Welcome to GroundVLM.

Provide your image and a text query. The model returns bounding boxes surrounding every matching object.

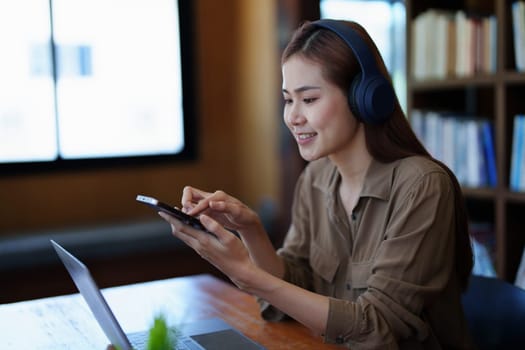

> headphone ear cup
[348,73,362,122]
[350,73,395,125]
[361,75,395,124]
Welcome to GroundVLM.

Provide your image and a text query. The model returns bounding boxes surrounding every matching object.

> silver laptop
[50,240,265,350]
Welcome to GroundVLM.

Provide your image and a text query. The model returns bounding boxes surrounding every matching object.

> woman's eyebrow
[282,85,321,94]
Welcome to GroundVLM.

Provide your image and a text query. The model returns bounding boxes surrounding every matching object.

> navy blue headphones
[312,19,395,124]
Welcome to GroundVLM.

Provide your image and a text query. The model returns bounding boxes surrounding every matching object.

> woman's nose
[285,104,306,127]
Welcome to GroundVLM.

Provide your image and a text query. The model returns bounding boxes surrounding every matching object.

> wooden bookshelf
[406,0,525,281]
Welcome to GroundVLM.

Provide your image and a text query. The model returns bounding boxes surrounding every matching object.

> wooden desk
[0,274,341,349]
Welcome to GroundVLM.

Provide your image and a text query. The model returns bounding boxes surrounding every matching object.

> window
[320,0,406,111]
[0,0,197,173]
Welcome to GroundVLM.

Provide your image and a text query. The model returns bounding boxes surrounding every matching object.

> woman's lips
[295,132,317,145]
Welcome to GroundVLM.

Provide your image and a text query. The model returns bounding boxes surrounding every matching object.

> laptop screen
[51,240,133,350]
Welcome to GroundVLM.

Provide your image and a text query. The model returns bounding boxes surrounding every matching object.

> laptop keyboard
[127,326,264,350]
[128,331,197,350]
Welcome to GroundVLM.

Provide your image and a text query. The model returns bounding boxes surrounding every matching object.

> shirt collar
[360,158,394,200]
[312,157,395,202]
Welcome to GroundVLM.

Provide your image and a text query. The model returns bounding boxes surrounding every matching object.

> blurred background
[2,0,525,303]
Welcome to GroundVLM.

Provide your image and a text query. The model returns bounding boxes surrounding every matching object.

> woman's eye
[303,97,317,104]
[283,98,292,104]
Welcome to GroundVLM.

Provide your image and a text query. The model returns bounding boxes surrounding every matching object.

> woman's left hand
[158,212,255,290]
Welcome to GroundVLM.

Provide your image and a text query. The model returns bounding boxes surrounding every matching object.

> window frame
[0,0,198,176]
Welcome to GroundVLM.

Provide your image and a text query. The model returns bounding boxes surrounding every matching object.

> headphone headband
[313,19,378,81]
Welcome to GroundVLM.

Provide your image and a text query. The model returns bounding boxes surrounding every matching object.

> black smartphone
[136,194,209,232]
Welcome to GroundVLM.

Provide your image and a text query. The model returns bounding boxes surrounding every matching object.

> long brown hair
[282,20,473,291]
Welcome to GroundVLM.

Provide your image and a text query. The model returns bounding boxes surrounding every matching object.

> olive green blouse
[260,156,474,349]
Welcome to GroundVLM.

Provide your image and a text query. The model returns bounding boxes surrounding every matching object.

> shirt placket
[326,191,355,299]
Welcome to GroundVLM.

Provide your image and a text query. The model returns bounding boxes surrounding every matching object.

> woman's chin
[299,151,321,162]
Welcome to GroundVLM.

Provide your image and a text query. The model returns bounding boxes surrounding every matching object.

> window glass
[0,0,191,169]
[0,0,56,162]
[52,0,184,159]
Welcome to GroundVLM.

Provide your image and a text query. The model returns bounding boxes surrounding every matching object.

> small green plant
[146,313,178,350]
[107,312,179,350]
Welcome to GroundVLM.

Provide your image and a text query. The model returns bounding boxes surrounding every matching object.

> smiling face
[282,55,364,162]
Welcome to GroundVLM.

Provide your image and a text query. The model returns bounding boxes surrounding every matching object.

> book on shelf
[411,8,497,80]
[455,10,474,77]
[481,121,497,188]
[411,110,497,188]
[446,16,457,77]
[412,9,456,80]
[510,115,525,192]
[512,1,525,72]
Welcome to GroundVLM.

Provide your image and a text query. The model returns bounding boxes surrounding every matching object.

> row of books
[411,9,497,80]
[510,115,525,191]
[513,2,525,72]
[411,110,497,188]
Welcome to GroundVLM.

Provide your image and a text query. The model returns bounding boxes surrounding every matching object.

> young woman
[159,20,474,349]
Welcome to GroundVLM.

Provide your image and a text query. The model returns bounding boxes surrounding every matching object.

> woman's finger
[158,212,203,249]
[199,214,232,243]
[185,190,229,216]
[181,186,212,213]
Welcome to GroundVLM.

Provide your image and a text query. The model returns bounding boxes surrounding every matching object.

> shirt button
[336,336,345,344]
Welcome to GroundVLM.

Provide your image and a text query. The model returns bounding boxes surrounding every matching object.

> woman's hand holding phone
[137,190,282,283]
[156,205,257,291]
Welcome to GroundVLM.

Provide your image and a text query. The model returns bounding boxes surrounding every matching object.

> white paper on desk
[0,294,108,349]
